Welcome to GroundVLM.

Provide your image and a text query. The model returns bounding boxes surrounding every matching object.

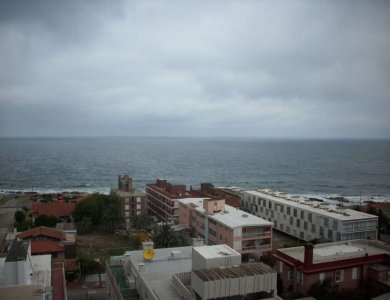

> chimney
[304,243,313,266]
[192,238,204,247]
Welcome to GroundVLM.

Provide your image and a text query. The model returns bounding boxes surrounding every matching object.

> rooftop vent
[171,250,182,259]
[242,214,248,218]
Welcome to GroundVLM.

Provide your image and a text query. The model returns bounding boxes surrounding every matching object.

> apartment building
[106,242,277,300]
[189,183,241,208]
[274,240,390,298]
[111,174,146,226]
[178,197,273,256]
[242,189,378,242]
[146,178,199,223]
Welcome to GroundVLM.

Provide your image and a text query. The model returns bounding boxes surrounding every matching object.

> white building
[0,240,53,300]
[242,189,378,242]
[106,242,278,300]
[178,198,273,256]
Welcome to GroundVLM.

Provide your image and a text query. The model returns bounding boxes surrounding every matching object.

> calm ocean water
[0,137,389,202]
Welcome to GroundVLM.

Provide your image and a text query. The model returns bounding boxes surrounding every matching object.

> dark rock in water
[326,196,350,202]
[309,197,323,202]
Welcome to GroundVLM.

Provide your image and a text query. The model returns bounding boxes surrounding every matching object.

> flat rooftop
[246,190,378,221]
[0,254,51,287]
[278,240,390,264]
[193,244,240,259]
[123,246,193,300]
[112,188,145,197]
[178,198,272,228]
[193,262,275,282]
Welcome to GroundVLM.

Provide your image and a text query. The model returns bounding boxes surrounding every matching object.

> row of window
[282,265,358,285]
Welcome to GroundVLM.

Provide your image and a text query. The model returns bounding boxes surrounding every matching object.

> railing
[242,244,271,251]
[172,273,192,300]
[105,260,125,300]
[242,231,271,238]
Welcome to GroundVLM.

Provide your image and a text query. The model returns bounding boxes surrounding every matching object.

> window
[320,226,324,237]
[304,221,308,230]
[269,201,272,209]
[287,207,291,215]
[335,270,344,283]
[300,210,304,219]
[290,216,293,225]
[125,204,129,210]
[125,197,129,204]
[319,272,325,282]
[324,218,329,228]
[297,219,300,227]
[333,220,338,230]
[296,271,302,283]
[328,229,333,239]
[288,271,293,281]
[308,213,312,222]
[352,267,357,280]
[280,205,284,213]
[293,209,297,217]
[279,261,283,273]
[311,224,316,233]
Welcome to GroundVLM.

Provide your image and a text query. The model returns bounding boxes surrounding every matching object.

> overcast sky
[0,1,389,138]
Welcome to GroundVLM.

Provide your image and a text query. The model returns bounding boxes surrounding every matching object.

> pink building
[178,198,273,256]
[274,240,390,298]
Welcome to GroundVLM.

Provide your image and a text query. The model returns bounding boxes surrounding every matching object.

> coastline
[1,188,389,205]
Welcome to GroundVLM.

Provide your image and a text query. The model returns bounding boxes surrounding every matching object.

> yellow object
[143,248,155,261]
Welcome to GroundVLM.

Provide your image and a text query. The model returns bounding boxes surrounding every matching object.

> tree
[15,219,34,231]
[15,210,26,223]
[73,194,124,233]
[152,224,189,248]
[131,214,152,230]
[77,217,93,234]
[260,252,276,268]
[34,214,59,227]
[78,257,105,287]
[102,197,124,232]
[308,278,339,300]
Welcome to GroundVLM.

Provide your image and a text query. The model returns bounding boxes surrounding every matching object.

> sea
[0,137,389,204]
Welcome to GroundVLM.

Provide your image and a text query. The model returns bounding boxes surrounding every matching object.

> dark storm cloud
[0,0,389,138]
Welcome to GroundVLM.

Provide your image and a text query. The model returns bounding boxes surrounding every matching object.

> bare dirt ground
[76,232,138,260]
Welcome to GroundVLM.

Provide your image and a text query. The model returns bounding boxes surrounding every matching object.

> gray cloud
[0,0,389,138]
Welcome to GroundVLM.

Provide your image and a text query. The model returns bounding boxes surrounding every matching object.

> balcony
[242,231,271,239]
[242,244,271,251]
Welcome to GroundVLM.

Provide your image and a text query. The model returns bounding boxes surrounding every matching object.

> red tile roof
[32,202,76,218]
[52,258,79,272]
[17,226,66,241]
[361,203,390,212]
[31,241,64,254]
[52,263,66,300]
